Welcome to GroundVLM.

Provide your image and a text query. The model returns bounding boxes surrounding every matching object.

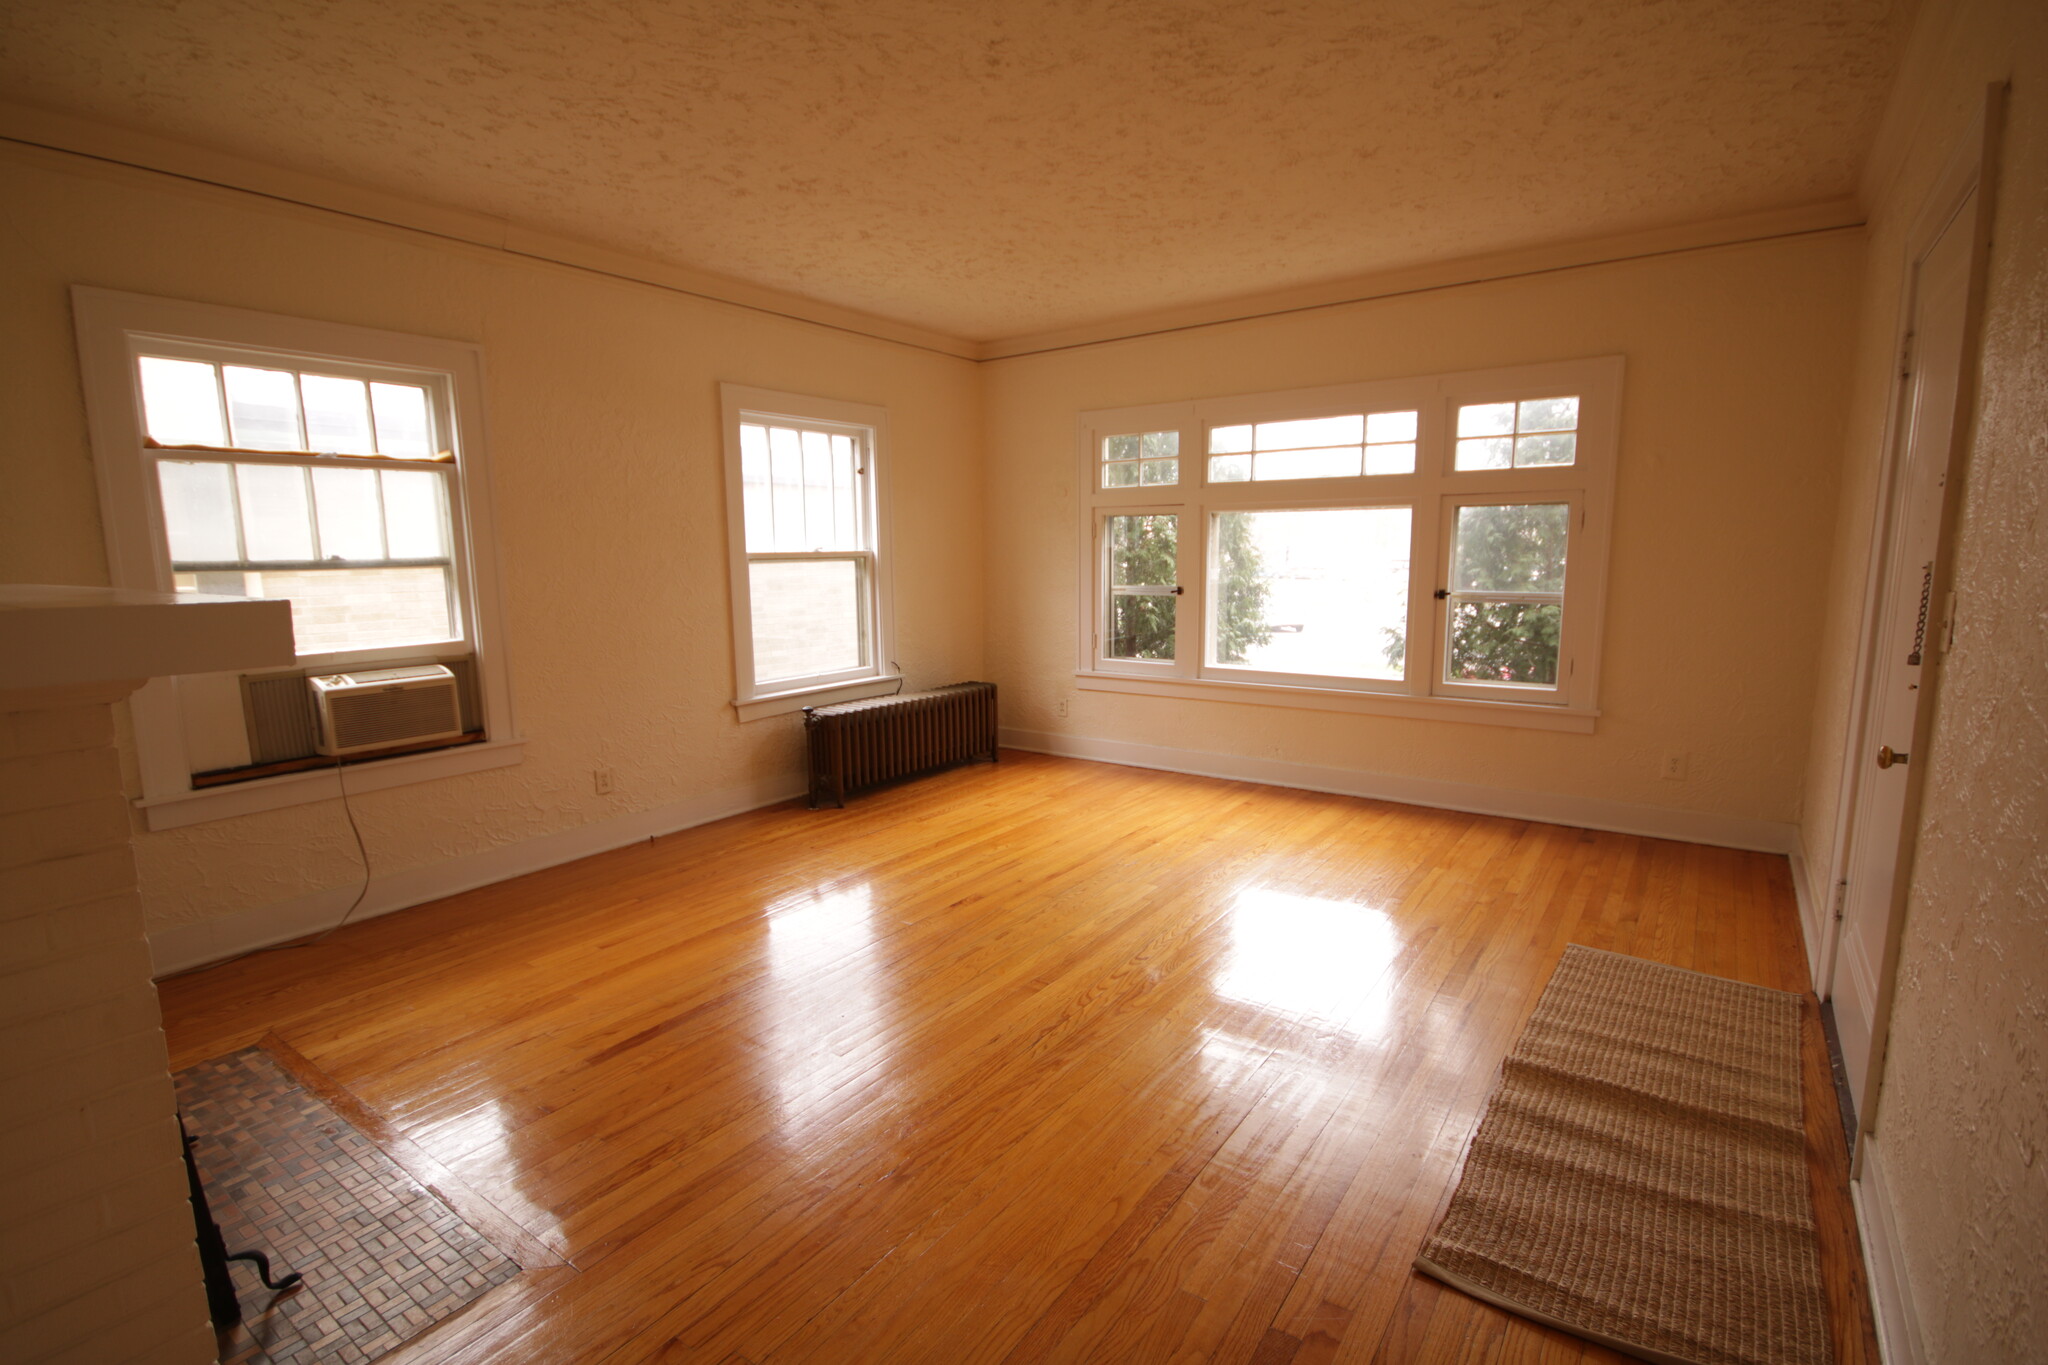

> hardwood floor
[157,751,1879,1364]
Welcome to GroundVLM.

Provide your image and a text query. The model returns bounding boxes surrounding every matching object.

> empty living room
[1,1,2041,1363]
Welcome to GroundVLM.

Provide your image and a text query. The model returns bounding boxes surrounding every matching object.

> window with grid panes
[71,288,517,825]
[720,385,895,710]
[1078,358,1621,725]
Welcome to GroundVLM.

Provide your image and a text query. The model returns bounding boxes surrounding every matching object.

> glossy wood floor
[159,752,1877,1364]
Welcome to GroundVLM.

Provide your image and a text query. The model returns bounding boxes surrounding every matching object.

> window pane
[1208,424,1253,454]
[1208,454,1250,482]
[833,434,859,548]
[1256,415,1362,449]
[1208,508,1410,680]
[1364,442,1416,475]
[311,466,384,560]
[382,469,449,558]
[236,464,315,561]
[740,423,773,551]
[300,374,376,454]
[1107,514,1177,588]
[1108,592,1176,662]
[1454,436,1512,471]
[1141,431,1179,458]
[1518,396,1579,432]
[223,366,303,449]
[370,383,433,457]
[750,559,865,683]
[1515,431,1577,466]
[802,429,837,549]
[1255,446,1361,481]
[258,565,456,654]
[1447,601,1562,686]
[156,461,239,562]
[1139,460,1177,485]
[1105,513,1177,662]
[1102,460,1140,487]
[1365,410,1418,443]
[1456,402,1515,437]
[1452,503,1569,592]
[1105,434,1140,460]
[138,358,224,446]
[768,425,805,551]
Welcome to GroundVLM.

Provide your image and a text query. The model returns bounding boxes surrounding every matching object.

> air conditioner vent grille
[328,685,460,751]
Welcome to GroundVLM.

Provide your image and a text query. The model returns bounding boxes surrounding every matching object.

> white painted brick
[0,1105,90,1173]
[0,1114,185,1220]
[0,991,165,1077]
[0,797,133,870]
[0,1031,176,1124]
[0,848,137,920]
[0,937,159,1028]
[2,1218,208,1363]
[45,894,148,955]
[0,747,123,816]
[84,1074,180,1145]
[0,705,114,761]
[0,909,52,971]
[95,1159,196,1240]
[1,1203,196,1314]
[115,1320,219,1365]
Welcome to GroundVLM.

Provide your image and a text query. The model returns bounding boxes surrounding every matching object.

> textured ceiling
[0,0,1913,342]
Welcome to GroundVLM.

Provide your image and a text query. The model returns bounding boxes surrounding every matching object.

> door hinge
[1899,331,1914,381]
[1831,881,1848,922]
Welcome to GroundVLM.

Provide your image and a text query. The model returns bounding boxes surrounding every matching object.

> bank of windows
[1084,362,1614,713]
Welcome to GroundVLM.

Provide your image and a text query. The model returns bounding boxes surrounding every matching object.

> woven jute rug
[1415,946,1827,1365]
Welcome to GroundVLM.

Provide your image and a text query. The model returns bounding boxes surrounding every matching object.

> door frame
[1814,85,2005,1169]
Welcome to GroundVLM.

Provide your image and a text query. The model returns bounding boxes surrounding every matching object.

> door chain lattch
[1906,562,1933,666]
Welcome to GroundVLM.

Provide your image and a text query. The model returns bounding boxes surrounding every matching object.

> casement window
[720,385,897,718]
[1078,358,1622,731]
[72,289,519,829]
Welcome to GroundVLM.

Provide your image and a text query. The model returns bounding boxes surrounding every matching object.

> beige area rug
[1416,946,1827,1365]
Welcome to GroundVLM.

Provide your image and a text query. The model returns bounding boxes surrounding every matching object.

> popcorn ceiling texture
[1797,0,2048,1357]
[0,0,1912,341]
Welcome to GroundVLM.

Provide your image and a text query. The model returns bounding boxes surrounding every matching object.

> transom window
[1079,358,1621,723]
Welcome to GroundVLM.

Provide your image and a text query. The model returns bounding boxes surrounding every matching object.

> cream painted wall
[1799,0,2048,1357]
[982,236,1863,833]
[0,146,985,938]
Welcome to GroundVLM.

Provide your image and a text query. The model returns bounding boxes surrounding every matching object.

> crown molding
[977,198,1867,361]
[0,100,981,361]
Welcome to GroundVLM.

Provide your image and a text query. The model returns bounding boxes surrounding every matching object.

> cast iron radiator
[804,681,998,808]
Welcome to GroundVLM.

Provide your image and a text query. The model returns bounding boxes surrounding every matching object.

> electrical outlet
[594,767,615,795]
[1660,753,1688,781]
[1055,698,1069,718]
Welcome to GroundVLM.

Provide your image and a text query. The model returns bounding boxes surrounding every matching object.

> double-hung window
[720,385,896,717]
[72,288,518,828]
[1079,358,1621,730]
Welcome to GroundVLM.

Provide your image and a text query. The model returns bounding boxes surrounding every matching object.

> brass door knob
[1877,745,1908,769]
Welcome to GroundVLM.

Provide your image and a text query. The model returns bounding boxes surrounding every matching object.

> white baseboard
[147,774,805,977]
[1854,1134,1927,1365]
[1788,844,1827,987]
[1001,728,1799,854]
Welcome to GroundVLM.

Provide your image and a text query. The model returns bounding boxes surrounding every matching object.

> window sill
[732,676,904,723]
[135,735,525,831]
[1074,672,1598,732]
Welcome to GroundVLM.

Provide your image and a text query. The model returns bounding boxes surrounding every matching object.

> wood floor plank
[158,751,1880,1364]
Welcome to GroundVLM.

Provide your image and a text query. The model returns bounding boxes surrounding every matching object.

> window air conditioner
[308,666,464,757]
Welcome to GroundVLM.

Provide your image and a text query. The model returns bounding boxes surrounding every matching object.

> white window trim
[71,287,520,828]
[1076,357,1621,730]
[720,384,897,720]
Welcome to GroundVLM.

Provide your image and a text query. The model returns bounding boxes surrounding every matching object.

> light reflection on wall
[1216,887,1401,1039]
[765,882,894,1132]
